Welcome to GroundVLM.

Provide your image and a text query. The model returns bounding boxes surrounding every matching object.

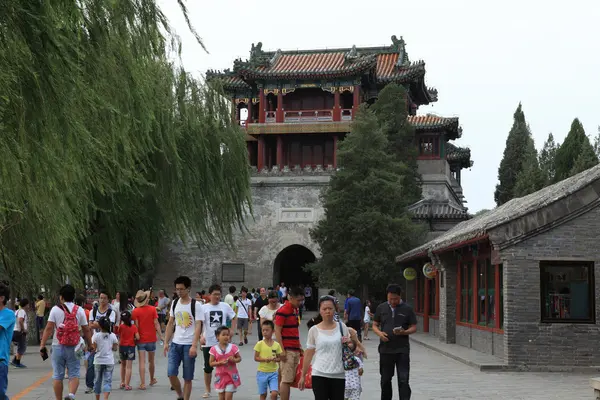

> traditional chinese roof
[396,164,600,263]
[408,199,469,220]
[445,142,473,169]
[407,115,462,140]
[205,69,250,91]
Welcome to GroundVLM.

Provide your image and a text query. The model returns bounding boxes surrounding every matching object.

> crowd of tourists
[0,278,417,400]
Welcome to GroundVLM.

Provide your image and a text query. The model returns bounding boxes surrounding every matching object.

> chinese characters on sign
[278,208,314,223]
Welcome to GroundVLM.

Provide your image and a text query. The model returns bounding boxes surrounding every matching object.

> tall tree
[308,105,425,298]
[538,133,559,185]
[370,83,421,205]
[0,1,250,295]
[494,104,537,205]
[554,119,598,182]
[592,126,600,159]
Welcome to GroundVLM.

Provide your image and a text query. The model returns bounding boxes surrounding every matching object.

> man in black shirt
[373,283,417,400]
[252,287,268,340]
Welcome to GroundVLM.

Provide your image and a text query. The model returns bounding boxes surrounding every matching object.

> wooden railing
[283,110,333,123]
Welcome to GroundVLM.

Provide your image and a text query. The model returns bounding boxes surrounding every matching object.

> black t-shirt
[253,295,268,316]
[373,301,417,354]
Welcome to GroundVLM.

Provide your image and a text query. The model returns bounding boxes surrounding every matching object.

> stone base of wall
[415,315,440,337]
[456,324,504,359]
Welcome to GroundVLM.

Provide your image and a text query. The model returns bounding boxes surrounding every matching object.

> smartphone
[393,327,404,333]
[40,347,49,361]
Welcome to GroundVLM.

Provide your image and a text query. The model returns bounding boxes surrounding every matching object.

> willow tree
[0,1,251,295]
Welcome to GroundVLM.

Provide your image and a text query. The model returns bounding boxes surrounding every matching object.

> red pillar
[257,136,265,171]
[276,91,283,123]
[472,259,478,324]
[494,264,501,329]
[276,135,283,169]
[259,90,266,123]
[332,136,338,169]
[333,89,341,121]
[456,261,461,323]
[352,85,361,119]
[423,277,430,333]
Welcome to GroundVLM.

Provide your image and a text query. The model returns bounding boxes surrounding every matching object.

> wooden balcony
[283,110,333,123]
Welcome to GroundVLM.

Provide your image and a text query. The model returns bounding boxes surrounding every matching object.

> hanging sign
[423,263,437,279]
[403,267,417,281]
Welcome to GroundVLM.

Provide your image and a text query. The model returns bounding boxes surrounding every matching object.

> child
[344,335,364,400]
[91,317,118,400]
[209,326,242,400]
[253,320,282,400]
[118,311,139,391]
[363,300,373,340]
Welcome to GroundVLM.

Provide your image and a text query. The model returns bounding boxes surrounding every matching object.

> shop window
[460,262,473,323]
[540,261,595,323]
[477,259,495,326]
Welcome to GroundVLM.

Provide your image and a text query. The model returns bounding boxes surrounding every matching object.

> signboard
[423,263,437,279]
[403,267,417,281]
[278,208,314,223]
[221,263,245,282]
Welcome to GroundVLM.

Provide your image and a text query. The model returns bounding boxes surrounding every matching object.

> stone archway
[273,244,317,309]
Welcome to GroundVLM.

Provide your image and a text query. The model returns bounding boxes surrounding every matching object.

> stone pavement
[6,318,596,399]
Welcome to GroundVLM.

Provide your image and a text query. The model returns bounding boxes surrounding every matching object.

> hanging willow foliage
[0,1,251,294]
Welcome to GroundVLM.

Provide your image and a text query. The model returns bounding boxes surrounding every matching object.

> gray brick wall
[438,254,457,343]
[500,205,600,367]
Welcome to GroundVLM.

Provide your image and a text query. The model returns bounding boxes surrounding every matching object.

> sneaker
[9,361,17,367]
[85,387,94,394]
[14,363,27,368]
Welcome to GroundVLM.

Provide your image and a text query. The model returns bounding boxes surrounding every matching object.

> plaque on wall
[221,263,245,282]
[278,208,314,223]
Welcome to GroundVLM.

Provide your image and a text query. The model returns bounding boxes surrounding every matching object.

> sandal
[239,342,243,346]
[120,383,125,390]
[138,384,146,390]
[150,378,158,386]
[125,385,132,391]
[202,393,211,398]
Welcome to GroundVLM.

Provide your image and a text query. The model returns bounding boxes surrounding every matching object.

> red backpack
[56,304,81,346]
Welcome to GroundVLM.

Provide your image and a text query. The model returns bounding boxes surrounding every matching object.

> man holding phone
[372,283,417,400]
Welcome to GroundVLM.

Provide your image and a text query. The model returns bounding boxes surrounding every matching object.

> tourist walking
[91,317,118,399]
[235,288,252,346]
[363,300,373,340]
[209,326,242,399]
[254,320,282,400]
[200,284,236,399]
[224,286,236,329]
[344,290,363,341]
[372,284,417,400]
[274,286,305,400]
[118,311,138,390]
[343,335,364,400]
[164,276,204,400]
[328,290,340,322]
[304,286,312,311]
[35,294,46,344]
[41,284,92,400]
[299,295,349,400]
[132,289,163,390]
[0,283,16,400]
[157,290,170,336]
[86,291,116,393]
[258,291,282,326]
[11,298,29,368]
[252,288,268,340]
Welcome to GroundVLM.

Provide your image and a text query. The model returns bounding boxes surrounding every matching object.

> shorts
[237,318,249,330]
[202,346,213,374]
[280,350,301,384]
[216,384,237,393]
[257,371,278,394]
[167,343,196,381]
[51,345,81,380]
[12,331,27,355]
[137,342,156,352]
[158,314,166,324]
[119,346,136,361]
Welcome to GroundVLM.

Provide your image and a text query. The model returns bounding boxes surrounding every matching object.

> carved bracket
[321,87,337,94]
[235,98,249,105]
[281,88,296,95]
[264,88,279,95]
[252,97,259,104]
[339,86,354,93]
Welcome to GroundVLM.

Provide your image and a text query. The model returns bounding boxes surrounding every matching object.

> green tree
[0,1,250,295]
[538,133,559,185]
[513,154,545,198]
[494,104,536,206]
[554,119,598,182]
[308,106,425,298]
[592,126,600,159]
[473,209,491,217]
[370,83,421,205]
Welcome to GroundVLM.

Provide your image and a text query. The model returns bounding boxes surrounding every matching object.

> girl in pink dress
[209,326,242,399]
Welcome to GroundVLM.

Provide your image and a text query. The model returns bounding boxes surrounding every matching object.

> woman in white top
[362,300,373,340]
[258,291,281,325]
[299,295,349,400]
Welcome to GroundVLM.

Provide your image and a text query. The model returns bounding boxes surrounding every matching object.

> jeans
[380,352,411,400]
[136,342,157,352]
[167,343,196,381]
[311,375,345,400]
[86,352,95,388]
[0,363,8,400]
[94,364,114,394]
[51,345,80,381]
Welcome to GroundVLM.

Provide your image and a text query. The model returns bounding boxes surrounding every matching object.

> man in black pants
[252,288,268,340]
[372,284,417,400]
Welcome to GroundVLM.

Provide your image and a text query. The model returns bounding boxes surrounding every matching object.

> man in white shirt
[11,298,29,368]
[85,291,116,393]
[235,288,253,346]
[40,284,91,400]
[164,276,203,400]
[280,282,288,300]
[200,284,236,399]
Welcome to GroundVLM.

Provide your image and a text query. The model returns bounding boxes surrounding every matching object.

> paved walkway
[6,320,596,399]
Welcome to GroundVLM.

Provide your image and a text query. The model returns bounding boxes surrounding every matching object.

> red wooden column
[472,259,478,324]
[332,136,338,168]
[423,277,430,333]
[456,261,461,323]
[494,264,501,329]
[276,135,283,169]
[351,85,361,119]
[276,90,284,123]
[333,89,341,121]
[259,90,266,123]
[257,135,265,171]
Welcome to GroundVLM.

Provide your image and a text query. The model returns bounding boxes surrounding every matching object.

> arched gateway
[273,245,317,309]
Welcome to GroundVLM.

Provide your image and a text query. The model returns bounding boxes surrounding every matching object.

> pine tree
[494,104,536,206]
[592,126,600,159]
[554,119,598,182]
[538,133,559,185]
[308,106,425,298]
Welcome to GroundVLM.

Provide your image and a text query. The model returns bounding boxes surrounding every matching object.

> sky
[158,0,600,213]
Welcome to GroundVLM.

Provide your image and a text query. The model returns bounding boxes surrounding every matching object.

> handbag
[339,322,359,371]
[291,356,312,389]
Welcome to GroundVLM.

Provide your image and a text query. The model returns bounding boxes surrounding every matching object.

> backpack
[171,298,196,332]
[92,307,114,331]
[56,305,81,346]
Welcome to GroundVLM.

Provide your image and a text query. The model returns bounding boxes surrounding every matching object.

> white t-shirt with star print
[201,302,236,348]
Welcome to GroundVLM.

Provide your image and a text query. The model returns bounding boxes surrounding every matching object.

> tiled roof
[377,54,425,81]
[446,143,473,169]
[407,115,461,139]
[408,200,469,220]
[205,70,250,89]
[397,164,600,263]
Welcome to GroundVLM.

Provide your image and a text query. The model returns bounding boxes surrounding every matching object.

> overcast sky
[158,0,600,213]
